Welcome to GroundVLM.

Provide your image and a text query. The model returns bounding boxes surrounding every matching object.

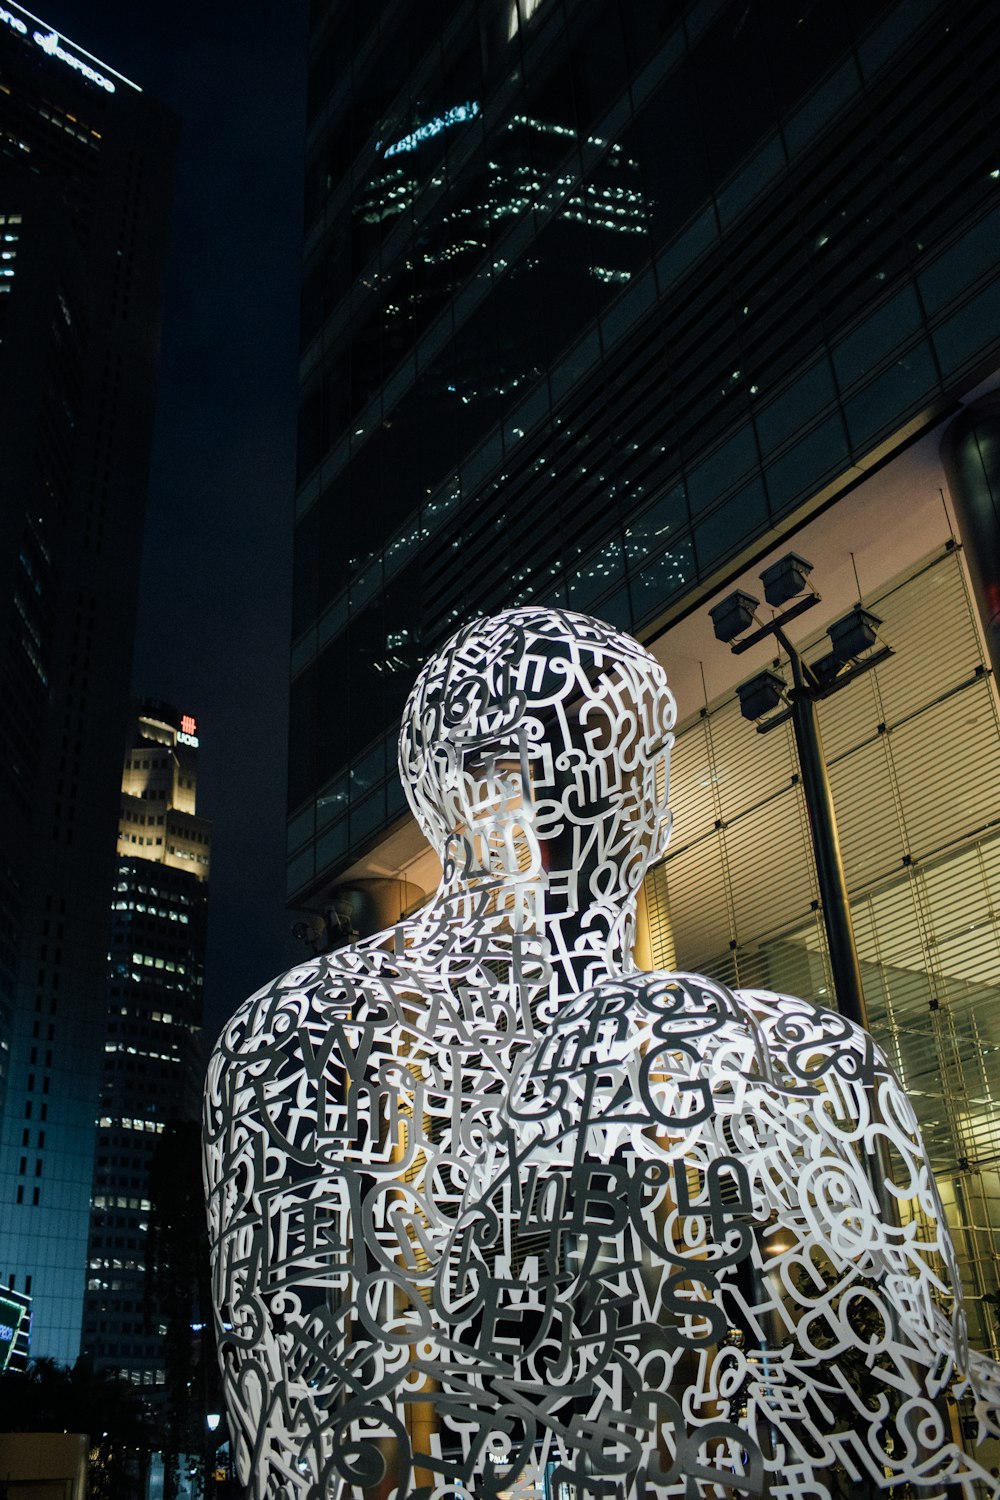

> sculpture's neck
[423,862,639,993]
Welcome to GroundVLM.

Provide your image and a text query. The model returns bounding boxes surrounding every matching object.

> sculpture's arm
[734,985,1000,1437]
[203,961,379,1493]
[202,944,513,1499]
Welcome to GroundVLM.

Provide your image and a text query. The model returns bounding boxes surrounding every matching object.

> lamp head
[760,552,814,608]
[709,590,760,644]
[736,668,787,723]
[827,606,882,663]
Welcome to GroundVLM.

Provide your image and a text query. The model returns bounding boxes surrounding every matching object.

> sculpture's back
[203,934,527,1497]
[204,608,676,1497]
[438,968,1000,1496]
[204,607,1000,1500]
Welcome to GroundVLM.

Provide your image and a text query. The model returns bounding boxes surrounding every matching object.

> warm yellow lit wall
[634,877,675,971]
[162,809,211,880]
[0,1433,88,1500]
[645,540,1000,1357]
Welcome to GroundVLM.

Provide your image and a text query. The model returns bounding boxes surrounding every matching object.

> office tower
[82,703,209,1390]
[290,1,1000,1355]
[290,0,1000,888]
[0,6,176,1360]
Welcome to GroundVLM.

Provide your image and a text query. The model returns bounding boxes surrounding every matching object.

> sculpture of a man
[204,607,1000,1499]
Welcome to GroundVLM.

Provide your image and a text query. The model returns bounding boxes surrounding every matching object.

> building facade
[0,6,176,1360]
[82,703,210,1391]
[291,0,1000,1361]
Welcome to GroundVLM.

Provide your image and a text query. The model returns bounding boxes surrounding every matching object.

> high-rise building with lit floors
[82,703,210,1391]
[0,7,175,1359]
[292,0,1000,1361]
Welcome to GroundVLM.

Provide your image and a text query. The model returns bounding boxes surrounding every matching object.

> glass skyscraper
[290,0,1000,895]
[291,0,1000,1364]
[0,6,176,1360]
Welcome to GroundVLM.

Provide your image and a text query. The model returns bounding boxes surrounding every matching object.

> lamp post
[710,554,892,1031]
[205,1414,221,1500]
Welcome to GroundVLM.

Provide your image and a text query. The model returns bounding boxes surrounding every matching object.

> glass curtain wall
[645,539,1000,1354]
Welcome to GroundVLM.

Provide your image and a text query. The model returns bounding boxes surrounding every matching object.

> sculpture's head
[399,607,676,902]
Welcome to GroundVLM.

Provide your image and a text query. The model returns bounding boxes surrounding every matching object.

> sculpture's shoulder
[202,929,452,1153]
[583,969,887,1069]
[562,969,869,1039]
[542,967,755,1044]
[206,928,432,1069]
[519,970,894,1115]
[730,981,895,1085]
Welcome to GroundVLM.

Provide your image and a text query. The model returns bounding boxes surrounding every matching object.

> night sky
[37,0,309,1038]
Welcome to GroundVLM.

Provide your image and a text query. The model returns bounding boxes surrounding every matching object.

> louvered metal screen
[645,542,1000,1354]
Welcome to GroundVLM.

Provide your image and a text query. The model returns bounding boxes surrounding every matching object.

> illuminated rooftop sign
[0,2,141,94]
[382,101,480,159]
[178,713,199,748]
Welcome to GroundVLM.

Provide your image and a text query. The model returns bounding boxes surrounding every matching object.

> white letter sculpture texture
[204,607,1000,1500]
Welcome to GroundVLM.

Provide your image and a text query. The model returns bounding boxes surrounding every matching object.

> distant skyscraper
[0,5,176,1360]
[291,0,1000,1359]
[82,702,210,1391]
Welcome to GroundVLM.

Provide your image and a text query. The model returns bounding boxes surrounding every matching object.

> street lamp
[711,554,892,1030]
[205,1413,224,1500]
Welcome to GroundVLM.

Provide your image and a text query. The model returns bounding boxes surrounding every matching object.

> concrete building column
[941,394,1000,685]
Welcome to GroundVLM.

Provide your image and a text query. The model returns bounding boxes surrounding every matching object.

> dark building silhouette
[290,0,1000,1357]
[289,0,1000,901]
[82,703,209,1392]
[0,6,176,1360]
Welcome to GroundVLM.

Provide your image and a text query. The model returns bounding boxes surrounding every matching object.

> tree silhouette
[0,1355,152,1500]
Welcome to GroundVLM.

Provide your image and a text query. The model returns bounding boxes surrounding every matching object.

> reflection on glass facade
[291,0,1000,904]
